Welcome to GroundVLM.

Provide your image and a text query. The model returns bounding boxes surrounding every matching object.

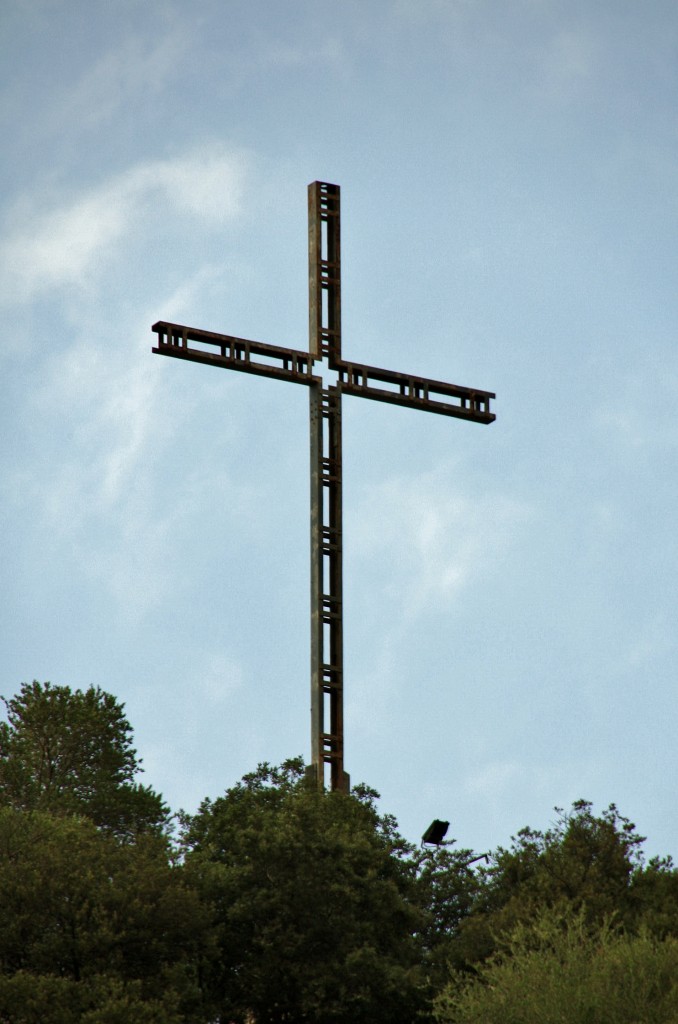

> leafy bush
[434,906,678,1024]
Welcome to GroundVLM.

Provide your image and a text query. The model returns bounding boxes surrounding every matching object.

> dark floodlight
[422,819,450,845]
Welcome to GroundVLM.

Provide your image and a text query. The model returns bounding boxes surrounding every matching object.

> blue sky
[2,0,677,857]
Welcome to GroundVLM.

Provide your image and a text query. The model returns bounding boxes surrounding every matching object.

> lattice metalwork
[153,181,495,792]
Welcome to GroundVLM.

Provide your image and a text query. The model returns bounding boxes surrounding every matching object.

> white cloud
[392,0,475,22]
[614,613,674,674]
[2,19,191,147]
[51,29,189,134]
[346,640,400,738]
[595,407,646,451]
[15,274,265,622]
[195,652,244,705]
[28,322,157,510]
[148,154,246,224]
[464,759,525,799]
[350,464,533,619]
[0,146,248,306]
[547,28,596,84]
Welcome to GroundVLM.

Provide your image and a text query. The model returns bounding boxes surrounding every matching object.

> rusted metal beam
[308,181,349,793]
[309,383,324,782]
[152,321,318,385]
[336,359,495,423]
[308,182,341,362]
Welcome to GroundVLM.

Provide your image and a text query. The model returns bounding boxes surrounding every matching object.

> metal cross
[152,181,495,793]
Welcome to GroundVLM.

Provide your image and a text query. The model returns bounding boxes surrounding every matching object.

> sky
[1,0,677,859]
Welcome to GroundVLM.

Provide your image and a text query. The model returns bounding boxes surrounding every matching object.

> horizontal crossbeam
[152,321,319,386]
[153,322,494,422]
[335,359,495,423]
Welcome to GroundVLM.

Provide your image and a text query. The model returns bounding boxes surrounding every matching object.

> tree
[433,906,678,1024]
[0,806,212,1023]
[0,681,168,839]
[447,800,647,971]
[413,843,485,995]
[181,758,425,1024]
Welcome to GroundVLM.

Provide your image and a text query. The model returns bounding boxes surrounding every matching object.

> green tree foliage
[0,681,168,839]
[0,972,181,1024]
[0,806,211,1023]
[4,678,678,1023]
[492,800,644,912]
[433,906,678,1024]
[413,843,484,995]
[181,758,424,1024]
[629,853,678,938]
[448,800,647,970]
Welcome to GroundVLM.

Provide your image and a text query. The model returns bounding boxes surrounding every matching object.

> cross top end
[153,181,494,423]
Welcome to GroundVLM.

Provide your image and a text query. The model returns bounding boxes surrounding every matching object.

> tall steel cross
[153,181,495,793]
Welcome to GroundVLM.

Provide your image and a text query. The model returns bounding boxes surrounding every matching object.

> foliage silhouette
[0,681,168,839]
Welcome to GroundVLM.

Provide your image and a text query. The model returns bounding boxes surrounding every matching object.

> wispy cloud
[11,258,267,623]
[545,28,597,87]
[614,612,675,675]
[51,29,189,134]
[3,21,191,146]
[0,146,248,306]
[464,758,526,800]
[346,639,401,738]
[350,464,533,619]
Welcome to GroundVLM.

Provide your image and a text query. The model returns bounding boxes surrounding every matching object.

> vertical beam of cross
[152,181,495,794]
[308,183,348,792]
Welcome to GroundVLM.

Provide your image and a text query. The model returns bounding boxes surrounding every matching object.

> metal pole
[308,182,349,792]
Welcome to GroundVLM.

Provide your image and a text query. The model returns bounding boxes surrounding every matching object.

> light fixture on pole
[422,819,450,845]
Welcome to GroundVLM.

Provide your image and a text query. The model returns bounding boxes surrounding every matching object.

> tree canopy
[434,906,678,1024]
[0,681,169,839]
[3,680,678,1023]
[180,759,424,1024]
[0,807,210,1023]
